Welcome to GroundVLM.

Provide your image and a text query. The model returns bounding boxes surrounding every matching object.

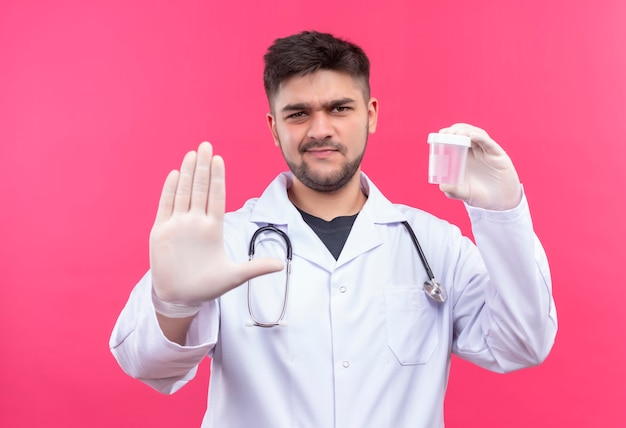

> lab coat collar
[340,173,409,267]
[249,172,408,225]
[248,172,410,270]
[248,172,298,225]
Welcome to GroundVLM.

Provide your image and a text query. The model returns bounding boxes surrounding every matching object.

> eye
[286,111,307,120]
[331,106,351,113]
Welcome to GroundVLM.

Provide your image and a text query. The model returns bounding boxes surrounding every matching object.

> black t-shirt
[297,208,358,260]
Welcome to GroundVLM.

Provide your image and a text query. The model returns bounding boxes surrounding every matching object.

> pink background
[2,1,625,426]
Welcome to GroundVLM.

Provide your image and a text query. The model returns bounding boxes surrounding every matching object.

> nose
[307,112,334,141]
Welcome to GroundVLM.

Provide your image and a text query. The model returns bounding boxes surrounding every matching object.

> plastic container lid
[427,133,471,147]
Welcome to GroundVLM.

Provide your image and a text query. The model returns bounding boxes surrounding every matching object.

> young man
[110,31,557,427]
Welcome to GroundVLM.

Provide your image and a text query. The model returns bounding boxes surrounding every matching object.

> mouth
[305,148,338,159]
[300,141,343,156]
[306,147,338,153]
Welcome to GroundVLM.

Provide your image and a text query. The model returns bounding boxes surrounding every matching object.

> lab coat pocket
[385,287,438,365]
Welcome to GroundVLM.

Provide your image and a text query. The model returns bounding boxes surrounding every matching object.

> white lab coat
[110,172,557,428]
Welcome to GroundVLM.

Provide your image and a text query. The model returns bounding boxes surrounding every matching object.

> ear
[266,113,280,146]
[367,98,379,134]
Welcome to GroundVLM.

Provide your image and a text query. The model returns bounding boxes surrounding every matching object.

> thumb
[233,257,286,285]
[439,183,468,202]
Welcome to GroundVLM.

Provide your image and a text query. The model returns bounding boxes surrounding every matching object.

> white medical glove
[149,142,284,311]
[437,123,522,211]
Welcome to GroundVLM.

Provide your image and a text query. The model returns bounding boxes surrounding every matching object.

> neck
[288,173,366,221]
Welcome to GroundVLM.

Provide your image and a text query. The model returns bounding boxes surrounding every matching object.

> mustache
[299,139,345,154]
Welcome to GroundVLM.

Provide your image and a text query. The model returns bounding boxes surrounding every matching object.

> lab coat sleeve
[109,271,220,394]
[452,193,557,373]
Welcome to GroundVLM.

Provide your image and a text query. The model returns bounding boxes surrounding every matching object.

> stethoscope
[247,222,447,328]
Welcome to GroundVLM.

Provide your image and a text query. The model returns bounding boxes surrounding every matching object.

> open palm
[149,142,284,305]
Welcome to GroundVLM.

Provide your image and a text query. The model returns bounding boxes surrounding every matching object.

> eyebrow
[280,97,356,113]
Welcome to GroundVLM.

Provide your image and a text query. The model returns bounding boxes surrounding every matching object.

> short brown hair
[263,31,371,106]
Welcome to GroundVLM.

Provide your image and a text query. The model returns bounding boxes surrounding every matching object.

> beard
[282,136,367,193]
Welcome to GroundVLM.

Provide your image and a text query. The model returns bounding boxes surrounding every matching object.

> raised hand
[149,142,284,306]
[437,123,523,211]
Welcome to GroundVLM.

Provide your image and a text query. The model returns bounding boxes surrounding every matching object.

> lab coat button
[339,286,347,293]
[342,361,350,368]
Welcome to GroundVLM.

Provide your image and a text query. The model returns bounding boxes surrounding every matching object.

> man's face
[267,70,378,193]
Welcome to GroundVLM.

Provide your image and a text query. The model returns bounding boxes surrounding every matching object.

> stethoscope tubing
[401,221,436,283]
[247,220,447,327]
[248,224,292,327]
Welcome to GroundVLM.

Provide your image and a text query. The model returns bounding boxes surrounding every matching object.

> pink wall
[2,0,625,426]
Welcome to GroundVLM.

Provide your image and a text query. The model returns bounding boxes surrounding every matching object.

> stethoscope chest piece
[402,221,448,304]
[423,280,447,303]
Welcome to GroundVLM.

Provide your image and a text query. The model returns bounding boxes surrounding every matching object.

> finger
[468,131,503,157]
[190,142,213,213]
[438,122,473,135]
[154,170,179,225]
[173,150,197,213]
[439,183,468,202]
[231,258,286,288]
[439,123,487,139]
[207,155,226,222]
[438,124,502,158]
